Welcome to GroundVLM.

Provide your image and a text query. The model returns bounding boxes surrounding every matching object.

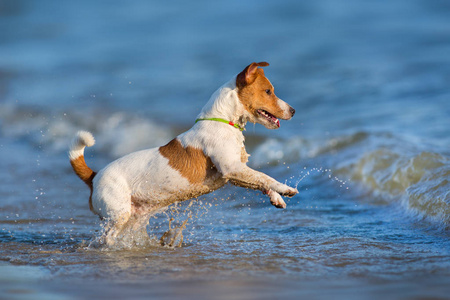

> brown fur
[236,62,286,120]
[159,138,217,184]
[70,156,96,212]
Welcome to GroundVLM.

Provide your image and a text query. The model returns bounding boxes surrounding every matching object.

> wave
[339,149,450,226]
[0,102,174,158]
[249,131,370,167]
[250,132,450,227]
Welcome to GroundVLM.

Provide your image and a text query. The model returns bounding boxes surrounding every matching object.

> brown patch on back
[159,139,217,184]
[236,62,286,119]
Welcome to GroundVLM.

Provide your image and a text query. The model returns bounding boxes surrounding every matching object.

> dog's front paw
[272,183,298,198]
[265,189,286,209]
[282,186,298,198]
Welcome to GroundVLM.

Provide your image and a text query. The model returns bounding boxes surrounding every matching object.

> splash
[293,166,349,190]
[86,199,212,251]
[87,214,160,251]
[160,216,191,248]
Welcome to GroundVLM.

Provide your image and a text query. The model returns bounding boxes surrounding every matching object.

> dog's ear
[236,62,270,88]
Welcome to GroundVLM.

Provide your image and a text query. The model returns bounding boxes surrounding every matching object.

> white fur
[92,148,192,220]
[69,131,95,160]
[197,78,248,128]
[277,98,293,120]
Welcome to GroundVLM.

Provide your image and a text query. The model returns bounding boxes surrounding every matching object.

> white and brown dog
[70,62,298,244]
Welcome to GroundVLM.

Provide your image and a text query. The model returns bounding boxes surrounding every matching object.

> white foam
[95,112,173,157]
[0,103,174,158]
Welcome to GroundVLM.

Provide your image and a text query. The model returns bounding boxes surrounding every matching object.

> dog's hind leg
[103,211,131,247]
[92,174,135,246]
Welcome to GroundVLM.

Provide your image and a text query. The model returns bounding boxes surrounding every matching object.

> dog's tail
[69,131,97,212]
[69,130,97,190]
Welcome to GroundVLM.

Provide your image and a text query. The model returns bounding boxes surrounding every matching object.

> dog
[69,62,298,245]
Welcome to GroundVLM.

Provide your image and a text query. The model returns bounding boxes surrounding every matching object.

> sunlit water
[1,0,450,299]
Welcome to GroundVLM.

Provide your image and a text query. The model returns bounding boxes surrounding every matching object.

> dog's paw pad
[268,191,286,209]
[271,200,286,209]
[282,187,298,198]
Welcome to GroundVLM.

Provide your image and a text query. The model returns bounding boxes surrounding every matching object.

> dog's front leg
[224,166,297,208]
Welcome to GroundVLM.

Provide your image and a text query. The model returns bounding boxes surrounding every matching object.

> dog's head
[236,62,295,129]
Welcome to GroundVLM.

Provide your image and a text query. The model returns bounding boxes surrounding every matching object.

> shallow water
[1,0,450,299]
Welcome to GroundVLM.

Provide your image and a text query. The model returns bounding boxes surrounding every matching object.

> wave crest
[339,149,450,226]
[250,131,449,227]
[0,103,174,158]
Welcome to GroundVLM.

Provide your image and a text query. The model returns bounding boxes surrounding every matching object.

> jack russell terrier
[69,62,298,245]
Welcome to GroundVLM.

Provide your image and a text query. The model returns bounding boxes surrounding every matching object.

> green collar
[195,118,245,131]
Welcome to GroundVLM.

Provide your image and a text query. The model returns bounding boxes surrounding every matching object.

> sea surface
[1,0,449,299]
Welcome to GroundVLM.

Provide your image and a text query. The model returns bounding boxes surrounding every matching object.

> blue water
[1,0,449,299]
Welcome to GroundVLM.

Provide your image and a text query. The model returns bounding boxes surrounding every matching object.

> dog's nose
[289,107,296,117]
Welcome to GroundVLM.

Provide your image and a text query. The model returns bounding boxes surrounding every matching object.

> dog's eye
[265,89,272,95]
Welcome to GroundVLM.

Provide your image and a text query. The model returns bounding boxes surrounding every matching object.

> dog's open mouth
[257,109,280,127]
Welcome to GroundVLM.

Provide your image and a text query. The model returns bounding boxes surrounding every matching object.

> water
[1,0,450,299]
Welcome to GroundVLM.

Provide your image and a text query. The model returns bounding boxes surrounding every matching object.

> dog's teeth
[259,109,279,125]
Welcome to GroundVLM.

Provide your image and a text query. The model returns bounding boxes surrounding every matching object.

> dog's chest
[241,146,249,163]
